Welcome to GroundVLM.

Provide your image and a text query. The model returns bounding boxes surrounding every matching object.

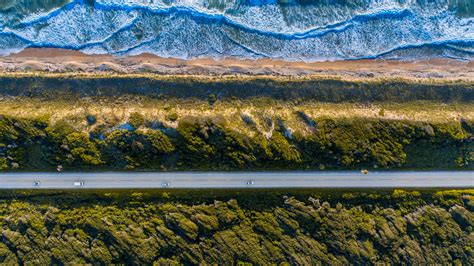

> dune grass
[1,97,472,126]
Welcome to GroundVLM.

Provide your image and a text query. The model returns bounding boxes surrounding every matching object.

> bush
[166,112,179,122]
[0,189,471,264]
[129,112,145,130]
[62,132,103,167]
[0,115,471,171]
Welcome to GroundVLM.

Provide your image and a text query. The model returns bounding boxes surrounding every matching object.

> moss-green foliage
[270,132,301,163]
[101,130,175,170]
[176,118,216,163]
[166,112,179,122]
[0,189,472,264]
[128,112,145,130]
[298,119,413,167]
[0,115,49,169]
[0,114,472,170]
[176,118,267,169]
[62,132,103,166]
[208,93,218,106]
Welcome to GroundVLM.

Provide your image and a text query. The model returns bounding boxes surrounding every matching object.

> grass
[0,97,472,131]
[0,72,472,84]
[0,73,472,102]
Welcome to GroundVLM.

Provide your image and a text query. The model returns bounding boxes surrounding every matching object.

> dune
[0,48,472,81]
[182,65,214,75]
[136,63,157,73]
[63,61,89,72]
[95,62,125,73]
[19,60,48,71]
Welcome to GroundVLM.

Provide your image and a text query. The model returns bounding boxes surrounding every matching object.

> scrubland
[0,189,472,264]
[0,97,472,171]
[0,74,472,171]
[0,72,473,264]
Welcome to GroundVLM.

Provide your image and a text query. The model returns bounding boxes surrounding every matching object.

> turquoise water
[0,0,473,61]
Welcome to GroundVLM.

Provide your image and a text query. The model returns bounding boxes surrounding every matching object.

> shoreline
[1,48,473,82]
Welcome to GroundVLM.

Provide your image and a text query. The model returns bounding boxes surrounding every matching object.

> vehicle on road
[246,180,254,185]
[74,181,85,187]
[33,181,41,187]
[361,169,369,175]
[161,181,170,188]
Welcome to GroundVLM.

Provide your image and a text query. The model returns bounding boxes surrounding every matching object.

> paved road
[0,171,472,189]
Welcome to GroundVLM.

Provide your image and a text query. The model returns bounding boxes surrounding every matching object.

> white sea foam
[0,0,472,61]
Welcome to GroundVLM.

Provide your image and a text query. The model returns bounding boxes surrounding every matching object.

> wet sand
[1,48,473,81]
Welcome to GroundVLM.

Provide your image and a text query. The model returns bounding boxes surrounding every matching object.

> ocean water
[0,0,472,61]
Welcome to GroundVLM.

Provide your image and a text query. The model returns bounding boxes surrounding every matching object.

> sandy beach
[0,48,472,81]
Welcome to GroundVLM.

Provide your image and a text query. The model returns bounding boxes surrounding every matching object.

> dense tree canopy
[0,189,472,264]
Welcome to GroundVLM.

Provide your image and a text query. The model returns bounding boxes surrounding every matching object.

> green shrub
[0,157,7,170]
[208,93,218,106]
[63,132,103,166]
[147,130,175,154]
[0,115,471,171]
[0,189,471,264]
[166,113,179,122]
[129,112,145,130]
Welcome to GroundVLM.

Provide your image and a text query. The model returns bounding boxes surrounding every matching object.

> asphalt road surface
[0,171,472,189]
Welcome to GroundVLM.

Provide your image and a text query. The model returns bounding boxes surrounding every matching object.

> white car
[161,182,170,188]
[33,181,41,187]
[246,180,254,185]
[74,181,85,187]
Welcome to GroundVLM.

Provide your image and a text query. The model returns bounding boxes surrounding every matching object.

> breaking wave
[0,0,472,61]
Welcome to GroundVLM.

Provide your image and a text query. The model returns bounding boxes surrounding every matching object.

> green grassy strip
[0,74,472,102]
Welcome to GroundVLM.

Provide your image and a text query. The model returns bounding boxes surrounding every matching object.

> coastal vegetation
[0,188,472,264]
[0,107,472,171]
[0,75,472,171]
[0,74,472,102]
[1,1,473,265]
